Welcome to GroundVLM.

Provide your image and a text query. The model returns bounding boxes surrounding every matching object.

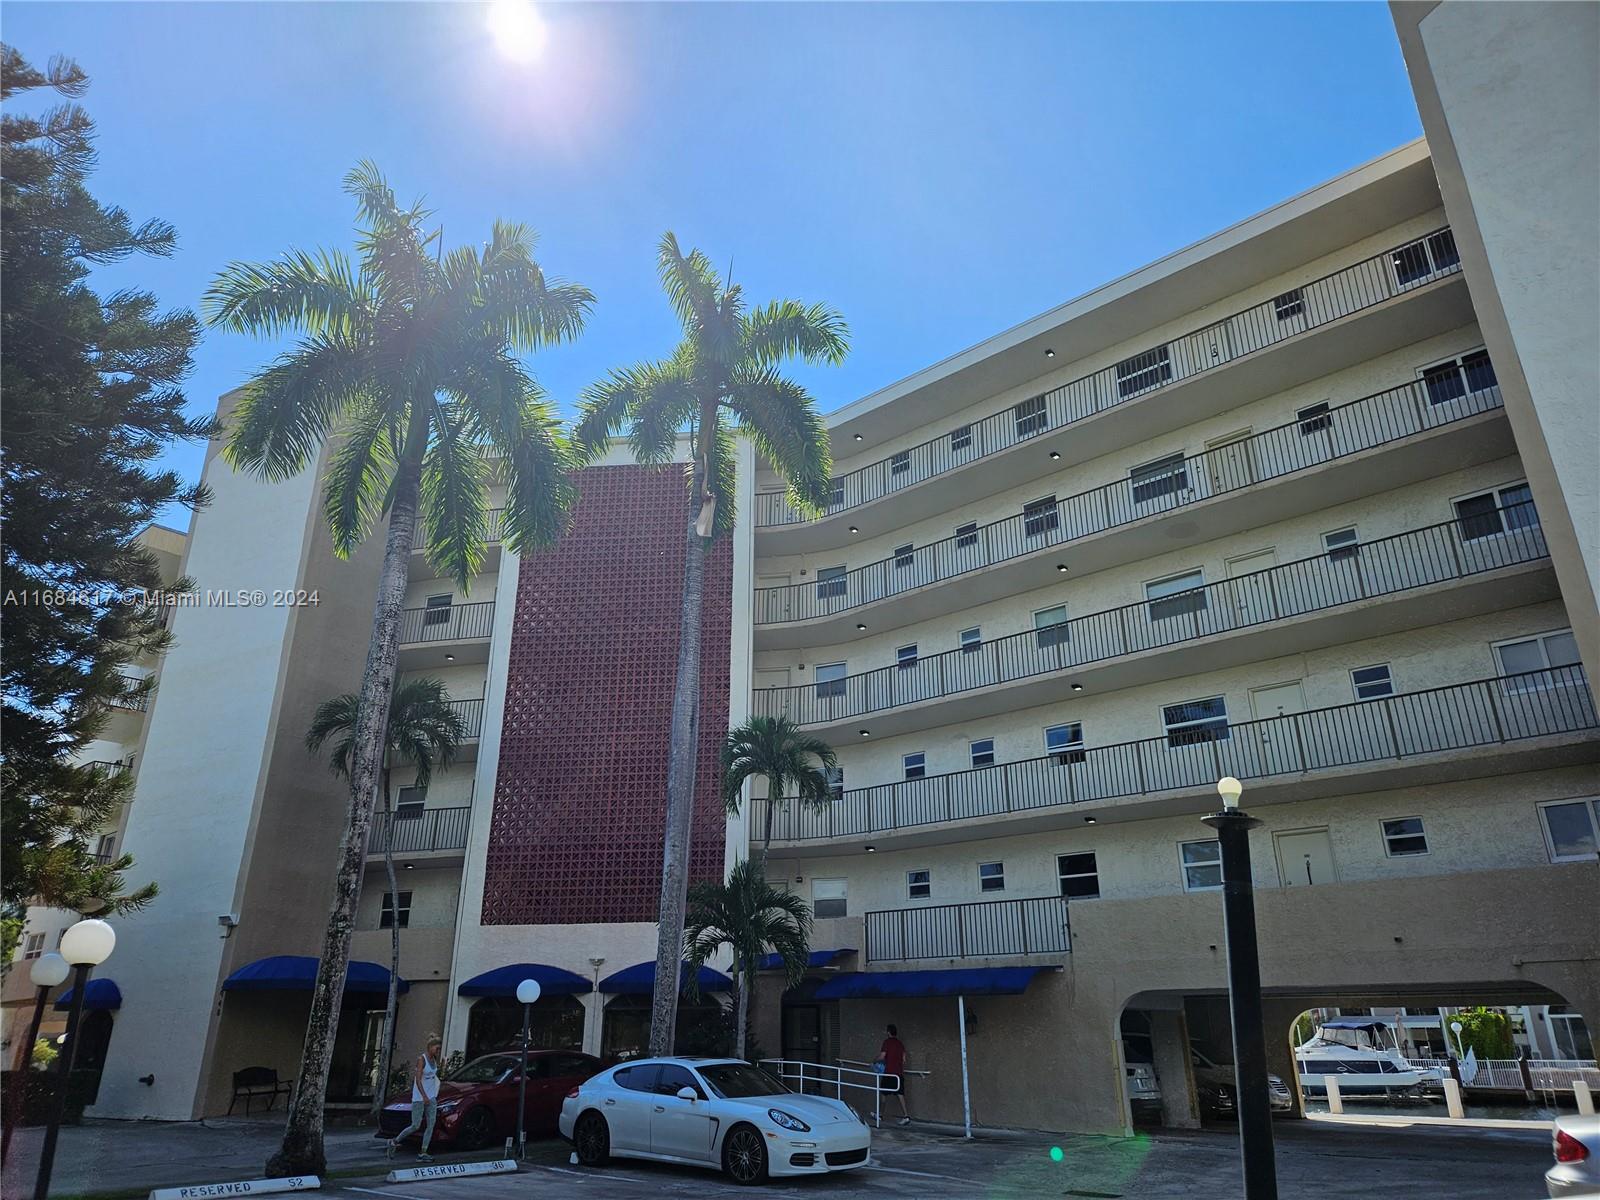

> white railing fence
[1406,1057,1600,1092]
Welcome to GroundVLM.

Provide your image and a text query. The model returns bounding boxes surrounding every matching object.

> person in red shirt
[874,1023,910,1124]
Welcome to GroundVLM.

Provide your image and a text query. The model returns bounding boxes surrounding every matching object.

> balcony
[753,667,1596,849]
[367,806,471,856]
[755,503,1551,733]
[865,896,1071,963]
[410,509,506,579]
[446,698,484,740]
[756,227,1468,534]
[397,599,495,668]
[754,371,1507,640]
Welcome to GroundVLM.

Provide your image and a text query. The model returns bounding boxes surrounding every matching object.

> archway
[465,995,585,1059]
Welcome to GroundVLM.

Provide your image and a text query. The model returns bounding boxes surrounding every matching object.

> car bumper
[766,1126,872,1177]
[1546,1163,1600,1197]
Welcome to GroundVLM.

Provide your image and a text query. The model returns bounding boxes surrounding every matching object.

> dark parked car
[378,1050,603,1149]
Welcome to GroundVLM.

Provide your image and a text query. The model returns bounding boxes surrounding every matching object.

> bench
[228,1066,293,1115]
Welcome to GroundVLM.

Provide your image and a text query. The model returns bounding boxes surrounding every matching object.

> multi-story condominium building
[26,15,1598,1132]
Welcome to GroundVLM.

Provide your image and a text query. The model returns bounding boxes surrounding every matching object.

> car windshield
[697,1063,790,1099]
[447,1056,514,1084]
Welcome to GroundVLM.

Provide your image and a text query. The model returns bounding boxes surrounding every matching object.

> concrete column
[1149,1010,1201,1130]
[1262,998,1307,1119]
[580,994,604,1057]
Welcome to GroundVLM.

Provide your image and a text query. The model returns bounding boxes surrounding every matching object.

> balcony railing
[447,698,485,740]
[755,226,1463,528]
[753,666,1595,844]
[397,600,495,646]
[754,369,1502,625]
[756,502,1547,725]
[865,895,1071,962]
[368,806,472,855]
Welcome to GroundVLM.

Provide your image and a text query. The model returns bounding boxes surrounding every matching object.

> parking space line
[343,1187,434,1200]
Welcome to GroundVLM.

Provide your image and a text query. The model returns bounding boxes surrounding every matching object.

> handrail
[751,665,1594,843]
[865,895,1071,962]
[754,366,1501,624]
[367,805,472,854]
[755,226,1463,527]
[397,600,495,646]
[756,1058,899,1127]
[754,501,1547,725]
[446,698,485,740]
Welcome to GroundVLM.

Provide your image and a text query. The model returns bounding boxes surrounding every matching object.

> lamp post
[514,978,541,1160]
[1202,777,1277,1200]
[1451,1019,1466,1060]
[34,919,115,1200]
[2,953,70,1156]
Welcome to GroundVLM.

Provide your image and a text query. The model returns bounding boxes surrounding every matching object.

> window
[1381,817,1429,857]
[1296,401,1332,436]
[907,869,931,900]
[1023,496,1059,538]
[1421,349,1498,406]
[1454,482,1536,540]
[22,932,44,959]
[955,521,979,550]
[396,785,426,817]
[1057,852,1100,900]
[424,594,453,626]
[1045,722,1085,765]
[654,1064,706,1099]
[1163,697,1230,747]
[1145,570,1207,621]
[614,1064,662,1093]
[970,738,995,768]
[812,878,848,918]
[978,862,1006,892]
[1130,454,1188,504]
[1273,289,1305,321]
[1180,840,1223,891]
[890,450,910,477]
[896,644,918,671]
[95,833,116,860]
[814,662,847,700]
[380,891,412,929]
[1324,527,1360,563]
[1014,395,1047,439]
[1115,345,1173,399]
[893,543,915,570]
[951,425,973,453]
[902,752,926,780]
[824,765,844,801]
[1033,605,1070,648]
[1392,228,1460,286]
[1351,664,1395,700]
[1537,799,1600,863]
[816,566,847,601]
[959,627,982,654]
[1495,629,1582,689]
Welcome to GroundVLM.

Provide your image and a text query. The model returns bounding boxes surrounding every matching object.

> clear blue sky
[4,2,1422,529]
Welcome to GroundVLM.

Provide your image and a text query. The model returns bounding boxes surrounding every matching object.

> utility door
[1249,680,1307,775]
[1275,828,1337,887]
[1225,549,1279,630]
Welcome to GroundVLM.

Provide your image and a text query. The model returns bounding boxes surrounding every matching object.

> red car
[378,1050,604,1149]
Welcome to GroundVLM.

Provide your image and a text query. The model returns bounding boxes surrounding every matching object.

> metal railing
[865,895,1071,962]
[397,600,495,646]
[111,692,149,712]
[751,666,1594,843]
[85,760,129,774]
[755,502,1548,725]
[755,226,1463,527]
[757,1059,906,1127]
[1408,1058,1600,1092]
[447,698,485,740]
[754,370,1501,625]
[367,805,472,854]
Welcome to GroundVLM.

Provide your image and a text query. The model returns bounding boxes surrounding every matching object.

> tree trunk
[371,766,400,1122]
[732,962,748,1062]
[648,499,710,1056]
[267,414,428,1177]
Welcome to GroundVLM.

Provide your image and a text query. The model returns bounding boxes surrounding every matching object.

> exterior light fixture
[1049,452,1061,460]
[1056,563,1068,573]
[514,978,542,1159]
[1084,816,1097,825]
[856,623,867,631]
[858,729,870,738]
[445,654,455,662]
[60,919,115,967]
[864,845,876,853]
[1045,348,1056,358]
[1070,683,1083,692]
[853,434,863,442]
[1216,776,1243,810]
[848,525,859,533]
[403,863,415,870]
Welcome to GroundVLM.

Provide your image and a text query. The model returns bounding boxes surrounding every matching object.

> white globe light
[516,978,542,1005]
[1215,776,1244,809]
[30,952,70,988]
[60,918,116,966]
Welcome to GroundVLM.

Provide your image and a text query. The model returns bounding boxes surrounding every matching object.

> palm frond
[322,401,400,559]
[473,220,595,349]
[419,396,490,589]
[223,335,369,482]
[656,231,723,336]
[702,415,739,538]
[305,693,362,778]
[202,249,368,338]
[726,367,833,512]
[741,299,850,367]
[575,360,697,465]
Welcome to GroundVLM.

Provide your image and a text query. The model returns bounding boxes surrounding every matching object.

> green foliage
[306,678,466,789]
[32,1037,57,1068]
[721,716,837,866]
[684,859,814,997]
[1448,1007,1515,1059]
[1,46,214,922]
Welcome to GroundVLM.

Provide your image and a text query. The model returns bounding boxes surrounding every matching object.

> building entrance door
[1275,828,1337,887]
[1225,549,1278,630]
[782,1004,822,1065]
[1249,680,1306,775]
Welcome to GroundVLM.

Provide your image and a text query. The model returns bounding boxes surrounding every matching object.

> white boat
[1295,1019,1440,1095]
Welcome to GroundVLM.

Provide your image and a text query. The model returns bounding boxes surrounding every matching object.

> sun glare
[487,0,548,63]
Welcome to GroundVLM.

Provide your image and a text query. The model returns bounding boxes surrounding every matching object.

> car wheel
[457,1106,496,1150]
[573,1111,610,1166]
[722,1124,768,1185]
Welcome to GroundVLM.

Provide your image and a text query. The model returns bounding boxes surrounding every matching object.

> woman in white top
[387,1035,442,1161]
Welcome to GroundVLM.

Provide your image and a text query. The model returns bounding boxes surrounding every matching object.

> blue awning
[814,966,1051,1000]
[457,963,593,997]
[757,948,856,971]
[598,961,732,995]
[221,955,408,995]
[53,978,122,1011]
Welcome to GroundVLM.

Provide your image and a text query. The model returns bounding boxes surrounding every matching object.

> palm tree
[722,715,838,876]
[204,163,590,1175]
[683,859,813,1061]
[576,233,846,1057]
[305,679,465,1121]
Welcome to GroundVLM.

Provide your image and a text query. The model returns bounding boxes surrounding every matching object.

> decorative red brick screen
[482,464,733,925]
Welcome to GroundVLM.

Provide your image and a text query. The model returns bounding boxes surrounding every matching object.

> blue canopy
[815,966,1050,1000]
[457,963,593,997]
[1320,1019,1392,1031]
[53,978,122,1011]
[598,961,732,995]
[222,955,408,995]
[757,948,856,971]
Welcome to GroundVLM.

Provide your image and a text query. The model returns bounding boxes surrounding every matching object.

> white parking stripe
[863,1162,983,1183]
[342,1187,434,1200]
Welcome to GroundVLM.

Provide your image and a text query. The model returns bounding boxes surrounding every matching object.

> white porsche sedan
[559,1057,871,1184]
